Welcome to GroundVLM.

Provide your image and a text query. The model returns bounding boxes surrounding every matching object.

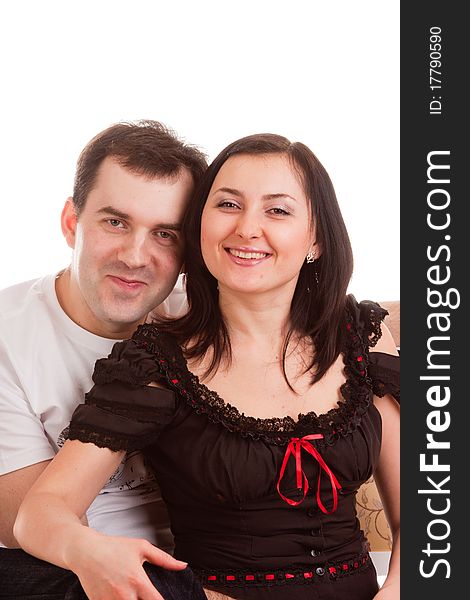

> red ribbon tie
[276,434,342,514]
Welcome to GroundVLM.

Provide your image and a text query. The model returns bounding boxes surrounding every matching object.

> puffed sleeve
[350,296,400,403]
[67,331,177,452]
[368,352,400,404]
[357,299,390,348]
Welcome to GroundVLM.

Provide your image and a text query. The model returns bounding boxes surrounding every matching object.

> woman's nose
[234,210,262,239]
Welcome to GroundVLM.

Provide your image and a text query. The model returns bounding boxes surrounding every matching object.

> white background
[0,1,399,301]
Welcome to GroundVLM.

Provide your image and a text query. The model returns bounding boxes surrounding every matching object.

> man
[0,120,207,599]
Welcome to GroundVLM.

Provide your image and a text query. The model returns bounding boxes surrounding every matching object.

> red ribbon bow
[276,434,342,514]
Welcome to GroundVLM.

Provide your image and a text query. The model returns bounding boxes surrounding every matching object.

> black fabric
[0,548,206,600]
[68,296,399,599]
[71,382,176,451]
[368,352,400,403]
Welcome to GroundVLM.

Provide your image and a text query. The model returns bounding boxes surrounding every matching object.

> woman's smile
[224,246,272,266]
[201,153,316,295]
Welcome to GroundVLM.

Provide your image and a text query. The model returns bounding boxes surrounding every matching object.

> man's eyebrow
[96,206,181,230]
[212,188,298,202]
[156,223,181,231]
[97,206,131,220]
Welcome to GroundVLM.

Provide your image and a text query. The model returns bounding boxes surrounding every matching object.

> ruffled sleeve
[68,327,178,452]
[347,296,400,403]
[368,352,400,403]
[357,299,389,348]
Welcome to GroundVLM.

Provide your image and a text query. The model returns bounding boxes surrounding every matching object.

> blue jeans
[0,548,207,599]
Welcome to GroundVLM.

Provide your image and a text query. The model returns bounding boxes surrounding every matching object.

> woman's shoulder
[90,323,186,388]
[345,296,400,402]
[345,294,390,349]
[131,322,182,353]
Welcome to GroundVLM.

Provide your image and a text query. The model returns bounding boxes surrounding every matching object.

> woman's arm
[15,439,124,566]
[204,591,237,600]
[14,440,186,600]
[370,324,400,598]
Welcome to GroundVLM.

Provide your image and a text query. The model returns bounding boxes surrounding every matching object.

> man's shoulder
[0,274,52,303]
[0,274,54,332]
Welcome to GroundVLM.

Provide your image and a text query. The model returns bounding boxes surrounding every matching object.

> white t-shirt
[0,273,186,550]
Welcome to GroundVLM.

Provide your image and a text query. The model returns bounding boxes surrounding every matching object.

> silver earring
[314,267,319,285]
[306,251,319,286]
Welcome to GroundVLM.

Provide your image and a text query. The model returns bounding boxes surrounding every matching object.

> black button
[310,549,318,557]
[307,506,316,517]
[310,528,321,536]
[315,567,325,576]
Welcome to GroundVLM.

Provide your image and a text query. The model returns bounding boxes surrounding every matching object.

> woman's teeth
[228,249,268,259]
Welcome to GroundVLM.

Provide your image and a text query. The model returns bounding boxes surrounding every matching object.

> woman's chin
[218,281,282,298]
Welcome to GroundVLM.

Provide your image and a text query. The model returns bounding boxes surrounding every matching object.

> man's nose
[117,233,150,269]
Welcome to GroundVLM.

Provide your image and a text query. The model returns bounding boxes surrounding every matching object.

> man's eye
[108,219,124,228]
[155,231,176,242]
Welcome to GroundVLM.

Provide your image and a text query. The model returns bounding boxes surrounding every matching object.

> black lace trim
[369,364,400,403]
[130,298,389,446]
[358,301,389,348]
[67,423,161,453]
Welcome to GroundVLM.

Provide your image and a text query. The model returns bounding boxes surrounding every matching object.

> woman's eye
[269,207,290,216]
[217,201,239,209]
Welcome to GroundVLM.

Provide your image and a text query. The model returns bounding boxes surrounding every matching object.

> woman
[15,134,400,600]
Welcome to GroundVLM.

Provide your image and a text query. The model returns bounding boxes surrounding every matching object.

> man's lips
[107,275,148,290]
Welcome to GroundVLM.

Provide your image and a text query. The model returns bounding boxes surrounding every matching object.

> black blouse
[68,297,399,600]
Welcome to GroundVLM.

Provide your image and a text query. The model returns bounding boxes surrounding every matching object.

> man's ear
[61,198,78,249]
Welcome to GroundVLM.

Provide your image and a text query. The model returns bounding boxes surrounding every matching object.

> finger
[139,577,165,600]
[137,565,169,600]
[143,544,188,571]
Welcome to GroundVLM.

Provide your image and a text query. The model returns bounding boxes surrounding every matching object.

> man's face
[59,157,194,338]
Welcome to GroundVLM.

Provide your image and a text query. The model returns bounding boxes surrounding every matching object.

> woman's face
[201,153,317,297]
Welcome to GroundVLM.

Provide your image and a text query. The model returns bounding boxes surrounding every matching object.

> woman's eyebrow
[212,187,243,197]
[212,188,298,202]
[262,193,298,203]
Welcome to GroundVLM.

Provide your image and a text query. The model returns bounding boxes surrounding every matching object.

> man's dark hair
[72,120,207,215]
[158,133,354,386]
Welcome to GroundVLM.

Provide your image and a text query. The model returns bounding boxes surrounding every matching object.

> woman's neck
[218,285,292,347]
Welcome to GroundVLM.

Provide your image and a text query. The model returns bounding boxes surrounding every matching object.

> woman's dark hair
[158,133,353,386]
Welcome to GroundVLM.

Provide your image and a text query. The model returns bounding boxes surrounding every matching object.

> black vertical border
[401,2,466,597]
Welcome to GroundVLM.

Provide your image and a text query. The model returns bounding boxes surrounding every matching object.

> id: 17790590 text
[429,26,443,115]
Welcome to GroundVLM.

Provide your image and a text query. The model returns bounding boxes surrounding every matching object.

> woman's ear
[61,198,78,249]
[307,241,322,260]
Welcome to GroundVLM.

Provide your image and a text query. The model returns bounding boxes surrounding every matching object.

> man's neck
[55,268,143,340]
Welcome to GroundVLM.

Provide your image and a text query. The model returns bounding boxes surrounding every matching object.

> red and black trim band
[196,553,371,587]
